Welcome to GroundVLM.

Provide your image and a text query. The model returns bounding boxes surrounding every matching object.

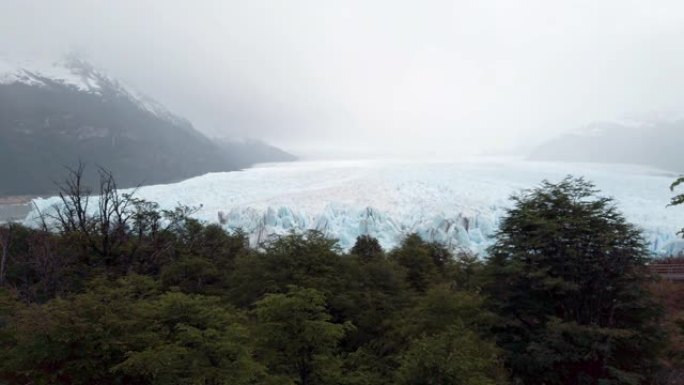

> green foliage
[1,276,263,385]
[398,324,503,385]
[671,176,684,236]
[227,231,344,306]
[351,235,384,262]
[390,234,441,292]
[450,252,487,291]
[0,172,673,385]
[160,256,223,294]
[332,253,410,351]
[1,275,158,384]
[112,292,264,385]
[253,286,351,385]
[671,177,684,206]
[399,285,494,337]
[485,177,665,385]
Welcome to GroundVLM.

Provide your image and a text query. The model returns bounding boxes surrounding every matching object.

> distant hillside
[216,138,297,166]
[529,119,684,172]
[0,58,295,196]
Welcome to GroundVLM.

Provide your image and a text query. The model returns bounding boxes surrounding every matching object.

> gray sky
[2,0,684,156]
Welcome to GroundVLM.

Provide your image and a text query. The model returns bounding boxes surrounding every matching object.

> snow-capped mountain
[529,116,684,172]
[0,56,192,126]
[0,57,294,196]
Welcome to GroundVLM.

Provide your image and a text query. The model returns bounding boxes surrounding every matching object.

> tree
[0,275,157,384]
[46,163,137,263]
[398,324,503,385]
[2,224,68,303]
[0,223,14,286]
[1,275,263,385]
[351,235,384,262]
[113,291,264,385]
[252,286,351,385]
[370,284,504,385]
[485,177,665,385]
[228,231,342,307]
[397,285,494,338]
[390,234,450,292]
[670,176,684,236]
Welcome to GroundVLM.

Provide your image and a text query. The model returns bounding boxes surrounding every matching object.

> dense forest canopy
[0,171,681,385]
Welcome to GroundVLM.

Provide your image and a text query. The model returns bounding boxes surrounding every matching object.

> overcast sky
[2,0,684,156]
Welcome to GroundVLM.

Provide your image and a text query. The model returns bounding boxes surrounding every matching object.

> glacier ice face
[25,158,684,256]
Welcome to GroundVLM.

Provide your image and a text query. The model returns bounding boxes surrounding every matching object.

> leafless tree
[45,162,88,234]
[47,162,139,262]
[0,222,13,286]
[28,163,205,275]
[95,167,138,258]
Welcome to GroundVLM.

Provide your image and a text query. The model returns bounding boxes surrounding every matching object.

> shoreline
[0,196,33,223]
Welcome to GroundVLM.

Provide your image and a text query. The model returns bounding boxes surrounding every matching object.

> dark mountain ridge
[0,59,295,196]
[528,119,684,172]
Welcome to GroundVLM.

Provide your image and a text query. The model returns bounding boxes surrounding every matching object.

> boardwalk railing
[648,263,684,281]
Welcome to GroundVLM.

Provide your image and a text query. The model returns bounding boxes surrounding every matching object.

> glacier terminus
[26,158,684,256]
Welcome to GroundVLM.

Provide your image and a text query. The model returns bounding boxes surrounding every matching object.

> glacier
[24,158,684,256]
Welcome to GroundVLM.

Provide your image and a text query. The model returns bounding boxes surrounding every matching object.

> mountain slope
[0,58,294,196]
[529,119,684,172]
[216,138,297,165]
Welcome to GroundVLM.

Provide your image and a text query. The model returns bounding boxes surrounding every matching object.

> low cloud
[2,0,684,156]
